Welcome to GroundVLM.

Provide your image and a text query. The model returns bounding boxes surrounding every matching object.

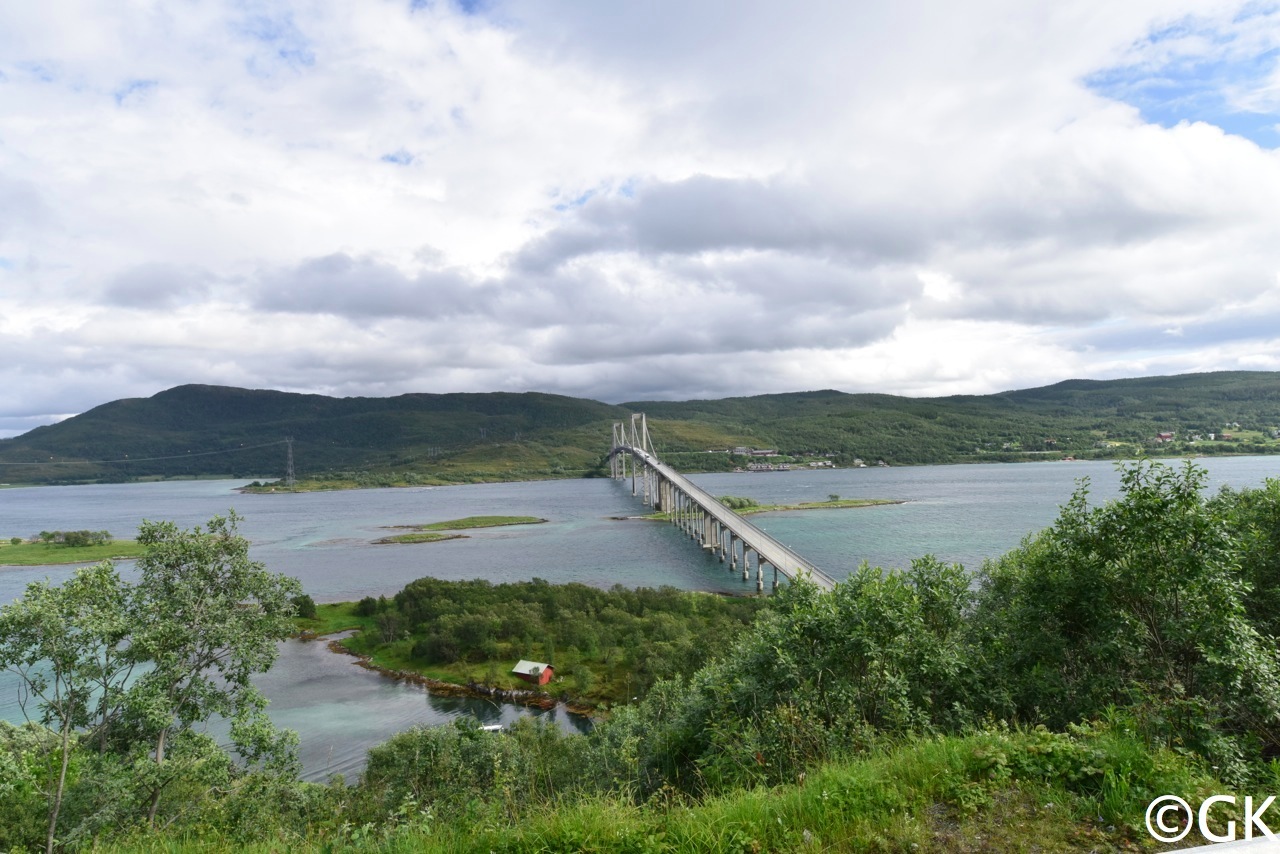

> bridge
[609,414,838,593]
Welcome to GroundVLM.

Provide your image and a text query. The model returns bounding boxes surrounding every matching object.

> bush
[290,594,317,620]
[717,495,760,510]
[970,461,1280,781]
[412,634,460,664]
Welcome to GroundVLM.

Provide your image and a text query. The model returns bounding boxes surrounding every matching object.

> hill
[3,371,1280,486]
[0,385,628,486]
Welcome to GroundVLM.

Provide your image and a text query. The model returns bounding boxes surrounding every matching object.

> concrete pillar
[772,564,779,594]
[757,558,765,593]
[729,535,737,570]
[743,547,751,581]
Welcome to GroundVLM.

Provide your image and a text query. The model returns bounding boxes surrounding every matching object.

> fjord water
[5,455,1280,778]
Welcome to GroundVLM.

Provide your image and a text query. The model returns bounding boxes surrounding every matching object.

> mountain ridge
[4,371,1280,486]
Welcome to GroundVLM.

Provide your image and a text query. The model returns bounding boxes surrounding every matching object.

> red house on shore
[511,660,554,686]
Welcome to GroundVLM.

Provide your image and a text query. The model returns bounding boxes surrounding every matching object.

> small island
[0,529,145,566]
[373,515,546,544]
[626,494,903,521]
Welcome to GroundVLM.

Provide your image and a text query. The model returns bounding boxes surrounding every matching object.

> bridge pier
[610,418,836,595]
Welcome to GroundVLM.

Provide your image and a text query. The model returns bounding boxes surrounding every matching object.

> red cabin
[511,660,554,686]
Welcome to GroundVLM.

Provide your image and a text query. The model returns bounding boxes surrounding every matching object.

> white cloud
[2,0,1280,437]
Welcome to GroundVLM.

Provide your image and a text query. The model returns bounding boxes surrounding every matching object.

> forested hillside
[3,371,1280,486]
[0,385,627,485]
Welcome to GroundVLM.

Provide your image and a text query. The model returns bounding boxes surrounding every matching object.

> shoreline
[313,633,597,718]
[7,450,1277,492]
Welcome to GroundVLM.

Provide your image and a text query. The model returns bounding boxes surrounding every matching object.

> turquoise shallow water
[4,455,1280,778]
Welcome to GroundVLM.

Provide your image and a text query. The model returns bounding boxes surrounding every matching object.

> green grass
[293,601,378,636]
[0,539,145,566]
[371,516,545,544]
[337,634,614,704]
[417,515,546,530]
[373,532,466,545]
[90,725,1224,852]
[747,498,905,514]
[294,606,575,701]
[638,498,903,521]
[404,727,1220,852]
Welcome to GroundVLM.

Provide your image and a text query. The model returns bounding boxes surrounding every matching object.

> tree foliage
[0,512,302,849]
[972,462,1280,780]
[349,578,768,703]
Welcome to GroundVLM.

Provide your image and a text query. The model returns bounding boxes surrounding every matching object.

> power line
[0,439,289,467]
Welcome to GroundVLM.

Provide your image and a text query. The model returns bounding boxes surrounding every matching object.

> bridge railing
[614,442,838,590]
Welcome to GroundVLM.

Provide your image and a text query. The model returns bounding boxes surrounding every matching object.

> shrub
[290,594,317,620]
[970,461,1280,782]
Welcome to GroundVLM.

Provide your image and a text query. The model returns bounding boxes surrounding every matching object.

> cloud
[102,264,215,308]
[250,254,482,319]
[2,0,1280,437]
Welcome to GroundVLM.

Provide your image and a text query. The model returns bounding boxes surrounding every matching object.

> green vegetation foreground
[7,461,1280,850]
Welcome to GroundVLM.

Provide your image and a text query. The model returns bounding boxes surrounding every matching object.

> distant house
[1155,432,1175,442]
[511,660,554,686]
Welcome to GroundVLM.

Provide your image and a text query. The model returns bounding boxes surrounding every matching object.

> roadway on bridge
[622,445,839,591]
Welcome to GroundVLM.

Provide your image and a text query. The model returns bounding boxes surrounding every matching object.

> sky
[1,1,1279,438]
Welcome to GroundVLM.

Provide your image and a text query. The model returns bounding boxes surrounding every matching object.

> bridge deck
[618,445,838,591]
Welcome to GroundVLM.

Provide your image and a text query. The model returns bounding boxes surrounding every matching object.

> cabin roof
[511,659,553,676]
